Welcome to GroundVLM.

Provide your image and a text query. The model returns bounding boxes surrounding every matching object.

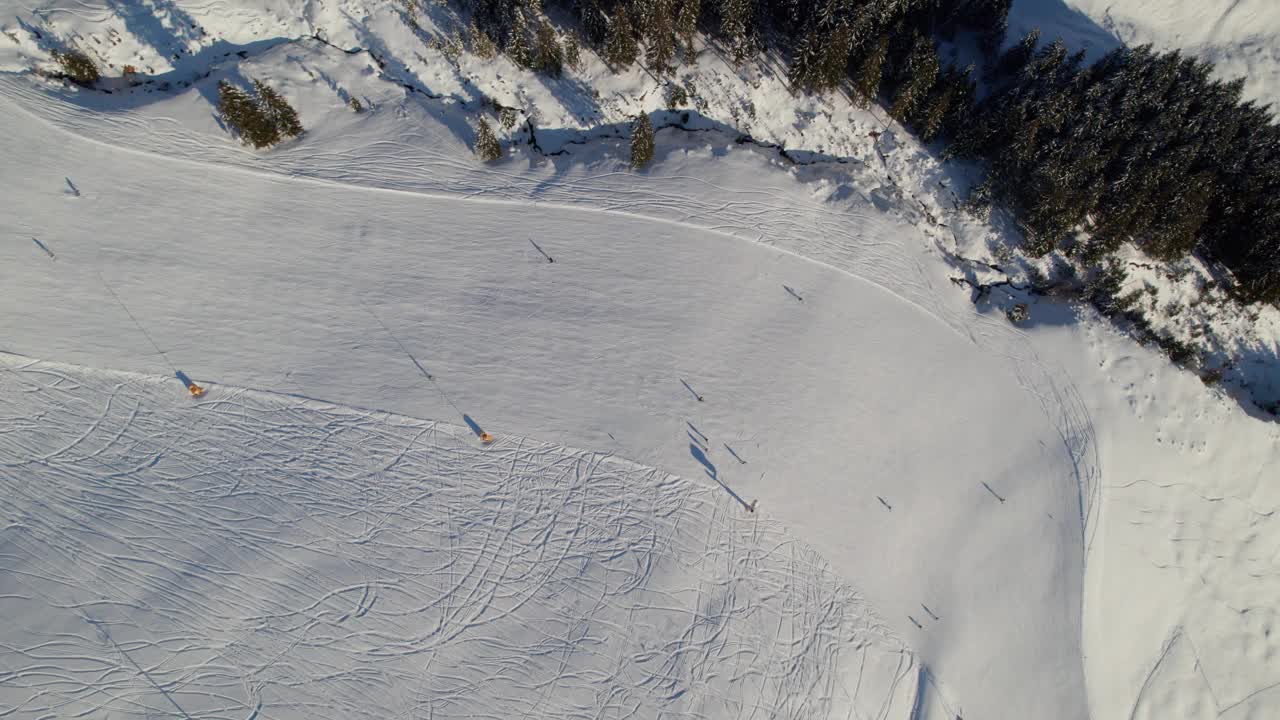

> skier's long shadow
[690,443,751,511]
[462,414,486,439]
[174,370,198,390]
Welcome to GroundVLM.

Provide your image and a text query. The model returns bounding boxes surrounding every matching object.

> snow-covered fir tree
[474,117,503,161]
[630,113,655,167]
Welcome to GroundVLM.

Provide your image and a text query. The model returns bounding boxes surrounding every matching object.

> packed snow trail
[0,81,1090,718]
[0,354,922,719]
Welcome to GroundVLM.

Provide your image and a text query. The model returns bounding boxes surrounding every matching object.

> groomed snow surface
[1,2,1278,719]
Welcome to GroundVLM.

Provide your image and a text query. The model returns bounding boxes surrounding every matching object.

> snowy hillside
[1,1,1279,720]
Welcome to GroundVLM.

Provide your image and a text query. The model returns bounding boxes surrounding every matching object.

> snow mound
[0,354,925,719]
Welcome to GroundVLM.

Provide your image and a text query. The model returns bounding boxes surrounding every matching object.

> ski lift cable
[95,267,177,375]
[360,299,464,417]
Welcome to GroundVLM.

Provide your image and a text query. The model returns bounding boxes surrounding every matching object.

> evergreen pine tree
[889,36,938,122]
[534,19,564,76]
[717,0,754,66]
[647,30,677,74]
[52,48,99,85]
[507,7,533,67]
[771,0,803,33]
[217,80,252,118]
[941,63,976,140]
[253,79,303,139]
[675,0,700,58]
[580,0,610,47]
[816,21,856,92]
[630,113,655,168]
[853,34,889,108]
[564,31,583,70]
[605,6,640,68]
[1141,171,1213,260]
[218,80,279,148]
[993,27,1038,79]
[967,0,1013,57]
[643,0,678,74]
[788,30,824,92]
[981,16,1009,59]
[474,117,503,161]
[470,21,498,60]
[914,65,959,141]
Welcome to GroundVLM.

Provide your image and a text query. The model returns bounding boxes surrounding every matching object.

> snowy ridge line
[0,351,936,719]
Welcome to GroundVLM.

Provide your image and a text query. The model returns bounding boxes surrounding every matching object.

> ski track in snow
[0,354,918,720]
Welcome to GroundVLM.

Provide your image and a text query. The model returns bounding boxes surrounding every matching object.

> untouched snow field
[1,1,1278,719]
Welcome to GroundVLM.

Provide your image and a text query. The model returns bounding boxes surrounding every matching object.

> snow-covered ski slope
[2,2,1279,719]
[1009,0,1280,112]
[0,354,921,720]
[1,89,1086,719]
